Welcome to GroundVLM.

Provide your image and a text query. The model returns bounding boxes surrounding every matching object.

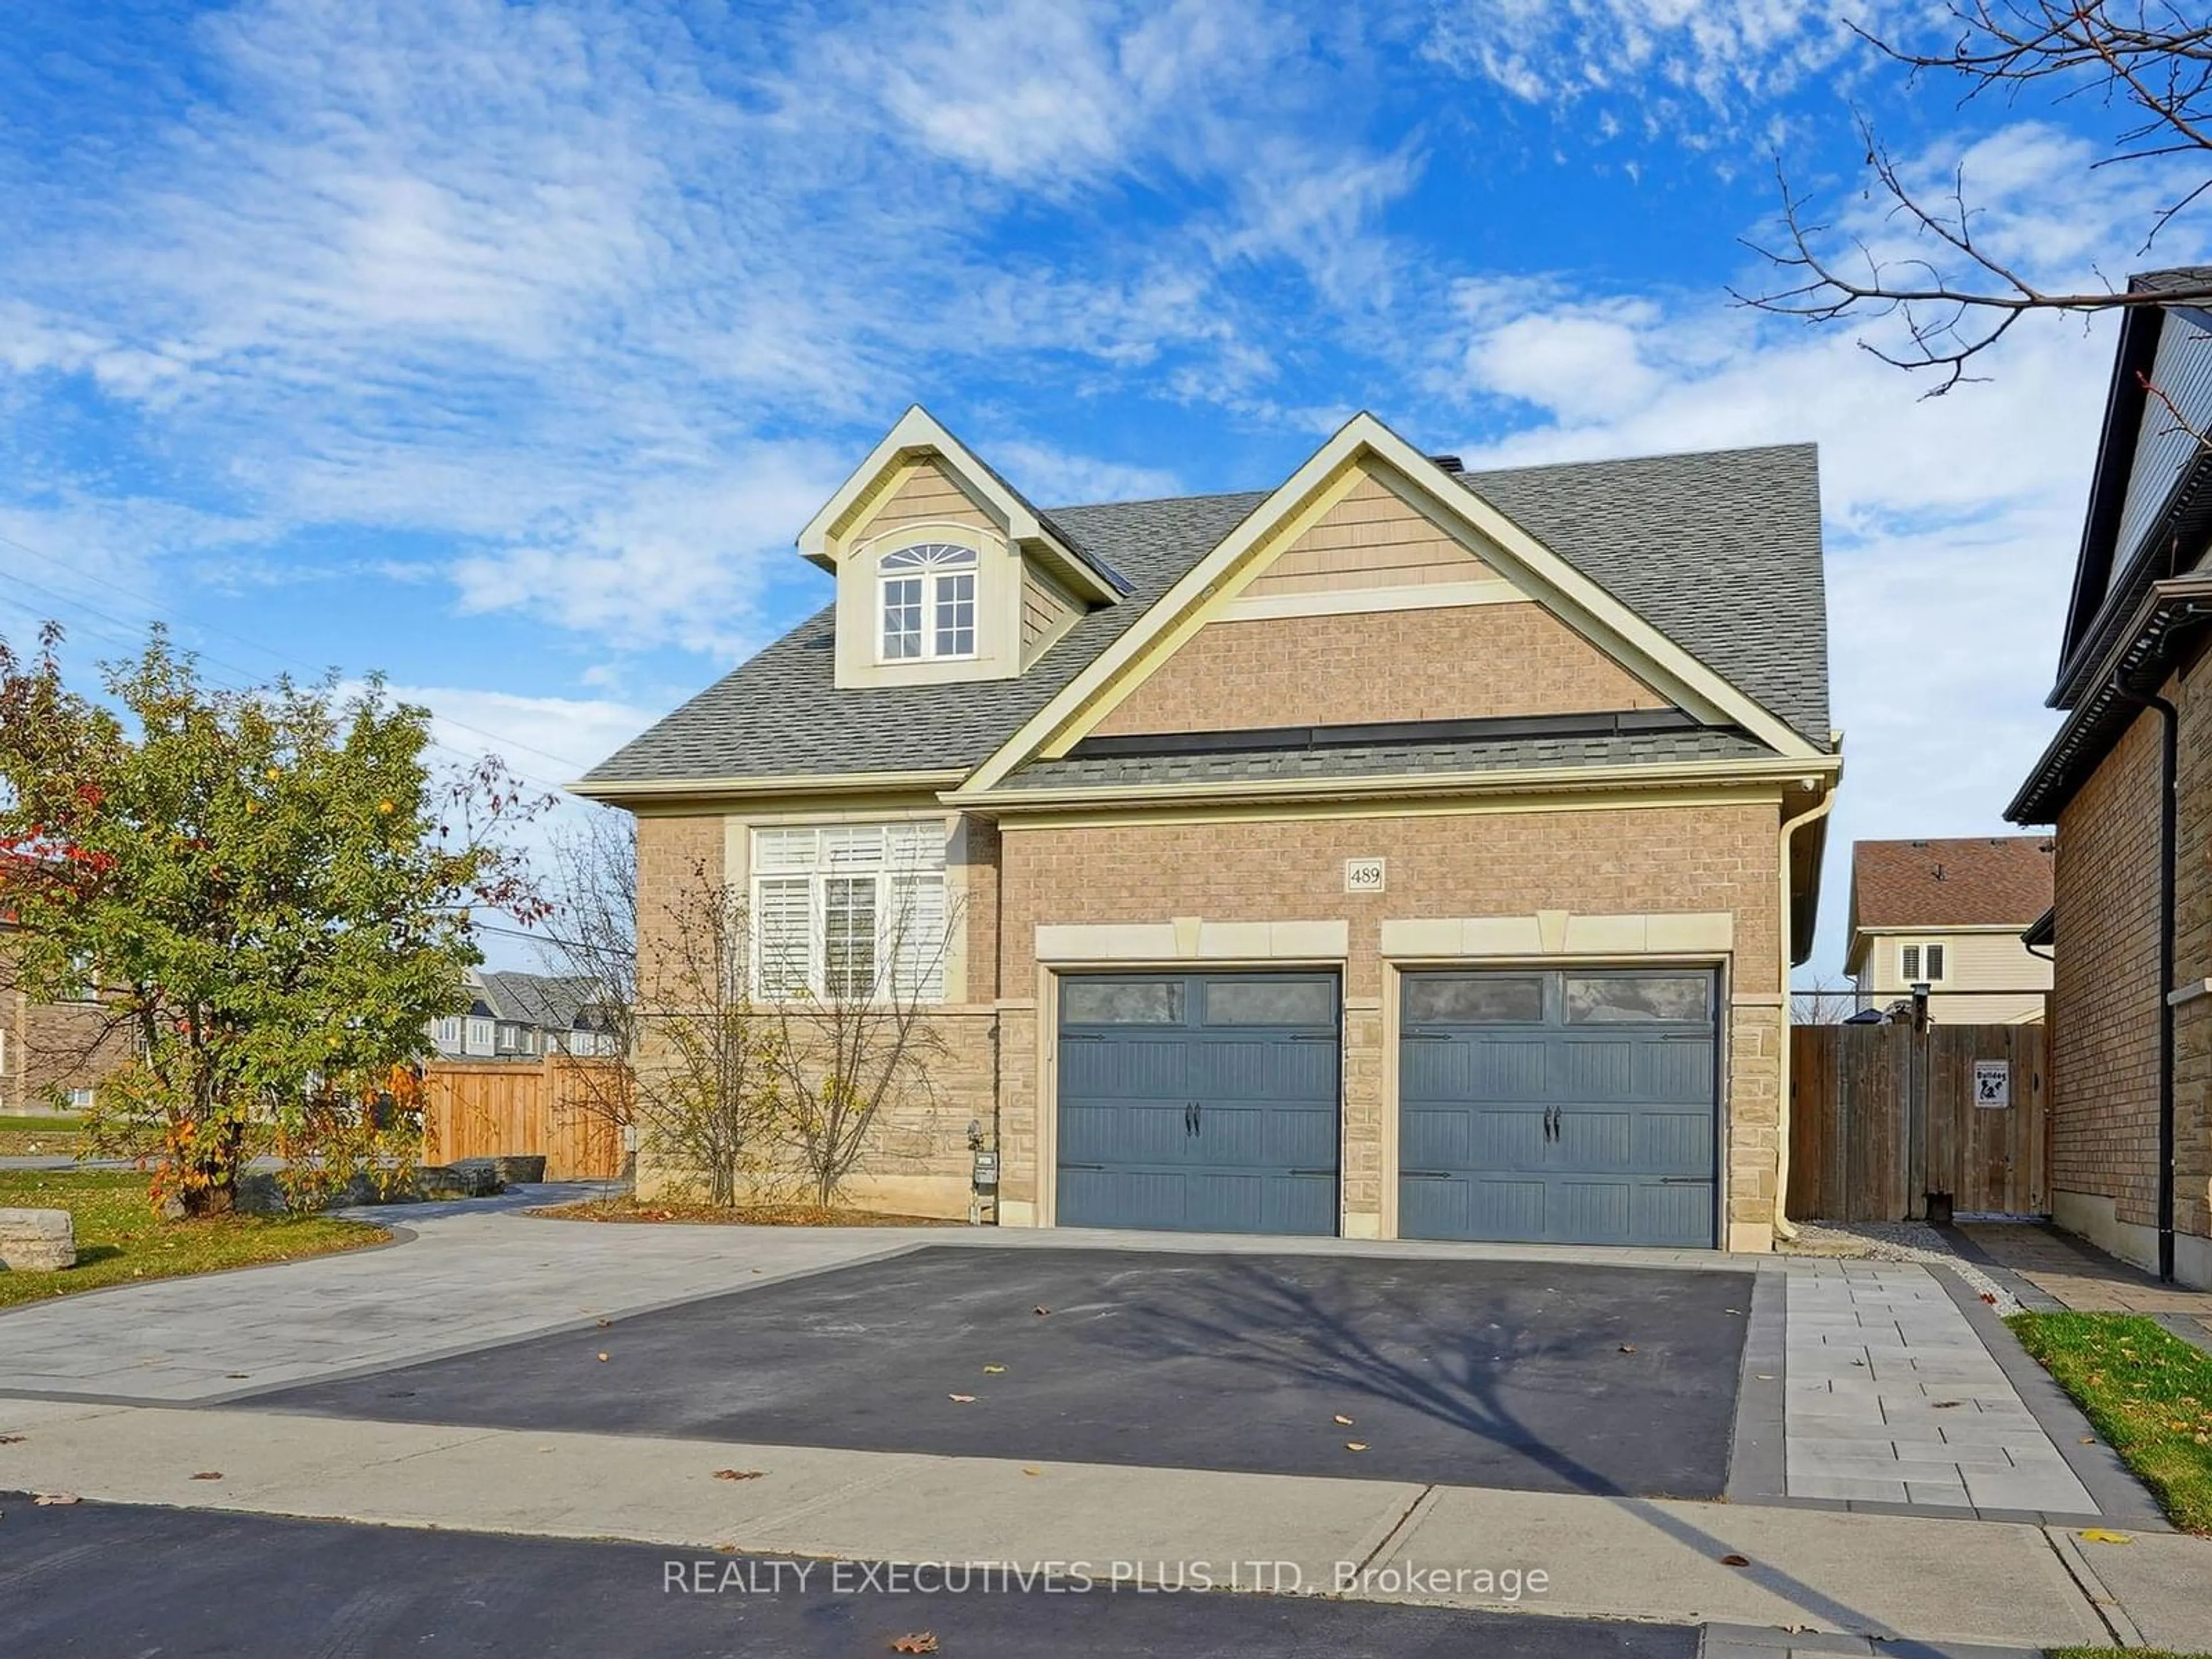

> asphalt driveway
[243,1246,1752,1497]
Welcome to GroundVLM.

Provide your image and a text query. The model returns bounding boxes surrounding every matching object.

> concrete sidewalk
[3,1397,2204,1650]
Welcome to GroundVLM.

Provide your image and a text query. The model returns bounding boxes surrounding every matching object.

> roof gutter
[570,768,969,806]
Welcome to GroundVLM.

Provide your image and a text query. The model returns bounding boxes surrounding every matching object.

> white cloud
[1422,1,1892,135]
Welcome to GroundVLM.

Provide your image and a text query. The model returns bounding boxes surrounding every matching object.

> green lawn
[0,1113,85,1156]
[0,1168,387,1307]
[2010,1311,2212,1535]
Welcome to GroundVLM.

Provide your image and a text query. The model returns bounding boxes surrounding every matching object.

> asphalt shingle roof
[581,444,1829,787]
[1848,837,2056,933]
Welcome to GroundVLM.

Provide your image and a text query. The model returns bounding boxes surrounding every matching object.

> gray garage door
[1056,971,1340,1235]
[1399,968,1718,1247]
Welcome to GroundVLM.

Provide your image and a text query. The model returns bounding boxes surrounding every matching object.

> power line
[0,525,599,780]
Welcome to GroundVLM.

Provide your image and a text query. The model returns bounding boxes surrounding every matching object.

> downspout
[2110,671,2179,1283]
[1772,785,1835,1248]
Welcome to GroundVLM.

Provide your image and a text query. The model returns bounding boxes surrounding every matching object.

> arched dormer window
[879,541,978,661]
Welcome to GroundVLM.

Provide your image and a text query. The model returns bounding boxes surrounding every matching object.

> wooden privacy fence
[421,1057,629,1181]
[1787,1022,2050,1222]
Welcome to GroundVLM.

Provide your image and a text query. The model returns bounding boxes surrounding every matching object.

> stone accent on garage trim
[1379,910,1734,957]
[1035,919,1350,962]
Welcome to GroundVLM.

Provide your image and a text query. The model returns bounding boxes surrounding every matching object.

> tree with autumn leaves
[0,624,547,1215]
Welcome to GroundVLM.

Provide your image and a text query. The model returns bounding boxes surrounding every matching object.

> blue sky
[1,1,2195,978]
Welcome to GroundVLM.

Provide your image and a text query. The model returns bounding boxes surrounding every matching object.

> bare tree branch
[1741,3,2212,389]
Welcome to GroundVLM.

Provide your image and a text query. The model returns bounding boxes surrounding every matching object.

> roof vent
[1429,454,1465,474]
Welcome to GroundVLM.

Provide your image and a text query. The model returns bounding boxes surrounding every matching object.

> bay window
[752,821,949,1001]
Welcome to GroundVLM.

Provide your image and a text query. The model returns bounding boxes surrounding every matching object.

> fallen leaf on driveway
[1021,1467,1043,1477]
[1930,1400,1961,1409]
[0,1435,24,1446]
[1344,1442,1369,1452]
[1755,1374,1775,1381]
[1033,1306,1051,1316]
[715,1543,738,1554]
[596,1319,611,1328]
[983,1365,1006,1374]
[1980,1292,1998,1305]
[1619,1344,1637,1354]
[1333,1414,1354,1426]
[33,1494,79,1506]
[2078,1529,2133,1544]
[889,1634,939,1653]
[948,1393,978,1404]
[2080,1435,2099,1445]
[596,1352,610,1362]
[1719,1554,1749,1567]
[713,1469,764,1482]
[190,1472,222,1481]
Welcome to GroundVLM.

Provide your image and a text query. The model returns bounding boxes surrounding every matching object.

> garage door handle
[1184,1103,1198,1135]
[1658,1176,1709,1185]
[1062,1162,1105,1172]
[1402,1031,1450,1041]
[1402,1169,1452,1180]
[1288,1168,1334,1177]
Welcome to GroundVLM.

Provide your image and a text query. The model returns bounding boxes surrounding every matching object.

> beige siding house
[579,408,1840,1254]
[1844,837,2055,1024]
[2009,267,2212,1287]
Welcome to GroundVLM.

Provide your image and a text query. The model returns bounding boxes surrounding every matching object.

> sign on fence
[1972,1059,2010,1109]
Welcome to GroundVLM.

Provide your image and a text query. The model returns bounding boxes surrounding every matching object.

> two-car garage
[1053,967,1720,1248]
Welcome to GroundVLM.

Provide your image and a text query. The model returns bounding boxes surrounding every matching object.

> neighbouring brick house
[1,933,137,1114]
[1844,837,2055,1025]
[2009,268,2212,1287]
[579,408,1840,1252]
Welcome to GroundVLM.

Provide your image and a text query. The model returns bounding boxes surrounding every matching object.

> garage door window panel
[1061,980,1186,1025]
[1202,978,1337,1027]
[1565,974,1712,1024]
[1404,975,1544,1025]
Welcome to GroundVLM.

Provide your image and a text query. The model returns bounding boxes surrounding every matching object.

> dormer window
[880,543,978,661]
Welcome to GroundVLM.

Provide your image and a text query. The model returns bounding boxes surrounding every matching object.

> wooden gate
[1786,1022,2049,1221]
[420,1057,629,1180]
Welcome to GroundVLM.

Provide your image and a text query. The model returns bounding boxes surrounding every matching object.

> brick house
[1844,836,2055,1025]
[578,408,1840,1252]
[2008,268,2212,1286]
[1,931,137,1114]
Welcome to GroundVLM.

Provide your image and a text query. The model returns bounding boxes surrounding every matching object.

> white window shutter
[755,876,815,997]
[889,874,948,1002]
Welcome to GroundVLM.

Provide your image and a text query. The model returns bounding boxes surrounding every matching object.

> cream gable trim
[1217,576,1523,622]
[950,414,1821,798]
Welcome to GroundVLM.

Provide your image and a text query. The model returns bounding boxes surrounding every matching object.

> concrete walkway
[2,1395,2203,1651]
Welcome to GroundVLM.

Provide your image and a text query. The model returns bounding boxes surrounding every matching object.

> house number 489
[1344,857,1387,894]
